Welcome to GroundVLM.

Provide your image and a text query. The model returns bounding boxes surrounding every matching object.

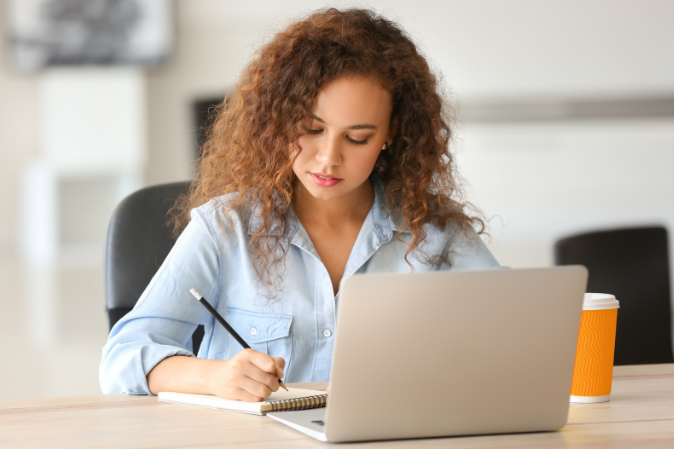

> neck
[292,179,375,228]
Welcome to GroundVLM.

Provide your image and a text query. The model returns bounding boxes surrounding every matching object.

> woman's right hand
[207,348,285,402]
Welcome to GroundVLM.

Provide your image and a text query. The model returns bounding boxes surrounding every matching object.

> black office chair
[105,181,205,354]
[555,226,674,365]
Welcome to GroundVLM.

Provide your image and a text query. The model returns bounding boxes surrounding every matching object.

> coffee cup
[570,293,620,403]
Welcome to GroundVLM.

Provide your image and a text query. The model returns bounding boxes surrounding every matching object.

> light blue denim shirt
[100,177,501,394]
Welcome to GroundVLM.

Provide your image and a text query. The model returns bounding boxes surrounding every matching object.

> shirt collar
[247,174,407,241]
[370,174,403,243]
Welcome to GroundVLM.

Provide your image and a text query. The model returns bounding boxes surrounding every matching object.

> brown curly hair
[171,7,484,298]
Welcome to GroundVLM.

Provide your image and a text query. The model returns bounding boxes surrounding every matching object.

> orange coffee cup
[570,293,619,403]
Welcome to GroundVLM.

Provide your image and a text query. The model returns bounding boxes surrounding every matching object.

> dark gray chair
[555,226,674,365]
[105,181,204,354]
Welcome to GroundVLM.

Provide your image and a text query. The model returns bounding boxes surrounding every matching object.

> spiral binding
[265,394,328,412]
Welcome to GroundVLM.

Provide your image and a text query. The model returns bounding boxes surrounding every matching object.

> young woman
[100,8,501,401]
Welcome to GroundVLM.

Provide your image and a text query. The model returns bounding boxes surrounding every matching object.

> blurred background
[1,0,673,400]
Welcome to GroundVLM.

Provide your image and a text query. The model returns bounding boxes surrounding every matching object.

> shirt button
[249,327,257,336]
[323,329,332,337]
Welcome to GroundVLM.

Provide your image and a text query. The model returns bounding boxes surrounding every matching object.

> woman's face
[293,76,394,203]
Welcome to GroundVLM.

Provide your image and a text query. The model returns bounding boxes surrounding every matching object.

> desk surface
[2,364,673,448]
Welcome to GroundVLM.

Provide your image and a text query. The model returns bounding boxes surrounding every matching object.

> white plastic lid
[583,293,620,310]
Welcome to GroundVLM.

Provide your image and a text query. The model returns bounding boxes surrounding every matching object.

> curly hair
[170,7,484,299]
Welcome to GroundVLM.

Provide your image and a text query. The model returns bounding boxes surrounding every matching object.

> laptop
[267,266,588,443]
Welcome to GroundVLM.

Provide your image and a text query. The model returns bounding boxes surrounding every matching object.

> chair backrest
[105,181,204,353]
[555,226,674,365]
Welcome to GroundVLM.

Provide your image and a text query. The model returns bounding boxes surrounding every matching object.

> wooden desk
[2,364,673,448]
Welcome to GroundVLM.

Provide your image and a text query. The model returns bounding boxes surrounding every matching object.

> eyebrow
[312,114,377,130]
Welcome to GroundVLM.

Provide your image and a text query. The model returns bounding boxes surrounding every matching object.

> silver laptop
[268,266,588,443]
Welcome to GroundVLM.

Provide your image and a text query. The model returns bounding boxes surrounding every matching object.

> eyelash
[307,129,369,145]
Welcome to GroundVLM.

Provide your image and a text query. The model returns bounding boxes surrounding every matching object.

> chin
[307,190,343,201]
[304,184,348,201]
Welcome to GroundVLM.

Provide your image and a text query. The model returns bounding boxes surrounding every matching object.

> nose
[315,134,342,167]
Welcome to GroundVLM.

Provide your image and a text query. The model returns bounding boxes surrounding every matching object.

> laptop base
[267,409,327,441]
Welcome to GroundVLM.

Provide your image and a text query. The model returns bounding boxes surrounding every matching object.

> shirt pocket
[218,307,293,374]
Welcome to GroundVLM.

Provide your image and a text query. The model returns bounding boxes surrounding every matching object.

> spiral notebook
[158,388,328,415]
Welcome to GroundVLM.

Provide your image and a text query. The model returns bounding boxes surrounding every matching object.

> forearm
[147,350,286,401]
[147,355,218,396]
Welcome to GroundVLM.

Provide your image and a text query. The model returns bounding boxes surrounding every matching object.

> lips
[310,172,342,187]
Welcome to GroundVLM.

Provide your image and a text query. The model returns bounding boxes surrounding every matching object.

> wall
[0,2,39,254]
[459,118,674,266]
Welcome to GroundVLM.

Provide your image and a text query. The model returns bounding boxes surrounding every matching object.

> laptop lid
[324,266,587,443]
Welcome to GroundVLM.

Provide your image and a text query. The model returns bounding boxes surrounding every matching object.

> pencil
[189,288,288,392]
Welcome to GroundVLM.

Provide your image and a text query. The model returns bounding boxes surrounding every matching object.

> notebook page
[158,388,326,415]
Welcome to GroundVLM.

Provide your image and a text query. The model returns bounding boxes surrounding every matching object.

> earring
[382,142,389,150]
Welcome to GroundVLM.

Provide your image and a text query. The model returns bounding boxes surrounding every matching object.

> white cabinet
[22,68,146,265]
